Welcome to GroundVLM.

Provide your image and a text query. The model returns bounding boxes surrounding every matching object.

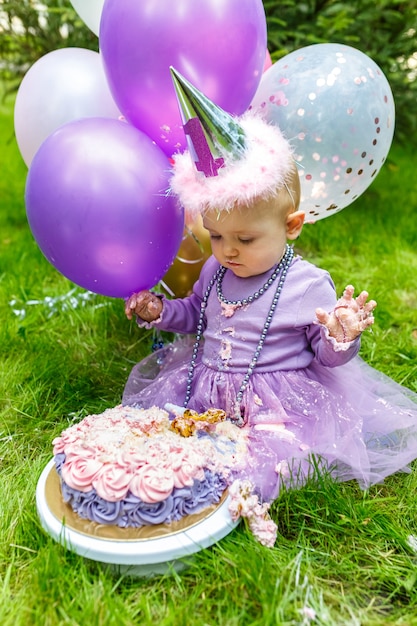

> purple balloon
[100,0,267,157]
[25,118,184,298]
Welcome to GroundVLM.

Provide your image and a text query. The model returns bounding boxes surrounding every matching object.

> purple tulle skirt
[123,339,417,500]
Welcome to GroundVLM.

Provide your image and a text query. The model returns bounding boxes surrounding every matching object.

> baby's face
[202,198,290,278]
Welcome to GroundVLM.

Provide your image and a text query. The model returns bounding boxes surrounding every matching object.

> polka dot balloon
[250,43,395,221]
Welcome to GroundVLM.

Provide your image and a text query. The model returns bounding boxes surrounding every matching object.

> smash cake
[52,404,250,531]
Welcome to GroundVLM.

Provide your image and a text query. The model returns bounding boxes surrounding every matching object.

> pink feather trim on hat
[170,114,294,220]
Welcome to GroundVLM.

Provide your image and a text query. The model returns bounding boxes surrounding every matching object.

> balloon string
[151,329,164,352]
[175,224,208,264]
[184,224,206,251]
[8,287,109,319]
[175,255,205,265]
[159,280,175,297]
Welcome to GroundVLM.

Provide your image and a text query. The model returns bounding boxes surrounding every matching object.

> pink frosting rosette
[61,456,104,492]
[129,464,175,503]
[61,442,98,461]
[172,462,199,489]
[116,447,148,470]
[172,453,205,488]
[52,437,66,455]
[52,430,80,455]
[92,464,132,502]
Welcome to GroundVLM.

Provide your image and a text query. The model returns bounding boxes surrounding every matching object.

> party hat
[170,68,296,218]
[170,66,246,177]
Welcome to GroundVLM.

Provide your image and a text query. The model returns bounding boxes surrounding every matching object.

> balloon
[14,48,120,167]
[25,118,184,298]
[162,217,211,298]
[250,44,395,221]
[100,0,267,157]
[69,0,105,36]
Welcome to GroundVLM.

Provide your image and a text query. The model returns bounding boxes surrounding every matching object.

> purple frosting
[119,492,176,527]
[170,472,227,521]
[54,452,66,472]
[55,457,227,528]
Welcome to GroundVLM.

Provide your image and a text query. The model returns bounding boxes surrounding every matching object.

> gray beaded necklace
[183,244,294,425]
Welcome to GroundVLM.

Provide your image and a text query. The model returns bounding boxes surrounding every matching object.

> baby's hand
[316,285,377,343]
[125,291,162,322]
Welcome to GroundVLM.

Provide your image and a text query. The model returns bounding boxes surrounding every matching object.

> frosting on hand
[316,284,377,343]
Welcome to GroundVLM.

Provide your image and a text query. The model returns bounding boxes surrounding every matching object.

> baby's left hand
[316,285,377,343]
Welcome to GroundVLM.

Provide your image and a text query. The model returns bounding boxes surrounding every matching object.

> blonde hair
[277,160,301,216]
[261,160,301,222]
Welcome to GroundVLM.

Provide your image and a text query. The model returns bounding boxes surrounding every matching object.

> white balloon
[14,48,121,167]
[250,44,395,221]
[70,0,105,36]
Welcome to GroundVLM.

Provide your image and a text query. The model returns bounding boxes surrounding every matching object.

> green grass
[1,88,417,626]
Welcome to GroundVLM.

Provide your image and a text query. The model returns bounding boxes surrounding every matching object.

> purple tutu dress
[123,254,417,500]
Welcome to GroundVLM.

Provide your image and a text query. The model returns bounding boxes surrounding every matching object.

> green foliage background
[0,0,416,141]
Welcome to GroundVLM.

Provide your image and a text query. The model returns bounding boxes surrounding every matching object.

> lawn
[1,88,417,626]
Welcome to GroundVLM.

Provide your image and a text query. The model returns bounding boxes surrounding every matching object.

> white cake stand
[36,459,239,576]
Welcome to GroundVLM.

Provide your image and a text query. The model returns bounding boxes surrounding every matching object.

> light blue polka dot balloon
[250,43,395,221]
